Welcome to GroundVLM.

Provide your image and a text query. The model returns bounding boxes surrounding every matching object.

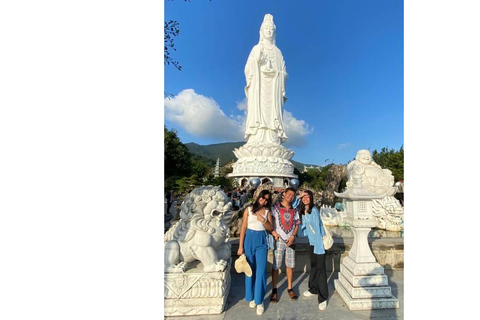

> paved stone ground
[165,269,403,320]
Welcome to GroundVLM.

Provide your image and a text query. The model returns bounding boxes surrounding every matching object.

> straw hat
[235,254,252,277]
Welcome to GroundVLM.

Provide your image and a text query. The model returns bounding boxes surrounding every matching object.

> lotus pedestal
[228,143,297,188]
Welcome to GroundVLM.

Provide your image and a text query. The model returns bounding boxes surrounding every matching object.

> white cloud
[236,100,313,147]
[236,99,248,112]
[165,89,313,146]
[283,110,314,147]
[164,89,244,141]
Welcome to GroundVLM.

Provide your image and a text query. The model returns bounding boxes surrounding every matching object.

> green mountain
[185,142,316,171]
[185,142,243,166]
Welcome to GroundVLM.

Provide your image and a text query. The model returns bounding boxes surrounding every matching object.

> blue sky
[164,0,403,165]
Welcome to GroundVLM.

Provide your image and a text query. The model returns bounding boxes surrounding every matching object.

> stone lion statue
[164,185,232,273]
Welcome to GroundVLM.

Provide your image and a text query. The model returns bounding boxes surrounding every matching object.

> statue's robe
[244,44,288,145]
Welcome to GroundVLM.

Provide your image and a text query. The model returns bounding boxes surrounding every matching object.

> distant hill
[185,141,317,171]
[185,142,243,166]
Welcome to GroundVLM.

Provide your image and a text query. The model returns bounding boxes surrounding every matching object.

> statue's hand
[262,69,276,75]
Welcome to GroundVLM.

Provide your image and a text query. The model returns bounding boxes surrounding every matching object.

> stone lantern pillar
[333,150,399,310]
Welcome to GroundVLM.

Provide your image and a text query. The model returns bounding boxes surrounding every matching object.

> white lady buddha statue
[244,14,288,146]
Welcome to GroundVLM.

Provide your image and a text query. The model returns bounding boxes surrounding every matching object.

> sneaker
[318,301,327,311]
[249,301,256,308]
[256,303,264,315]
[303,290,317,297]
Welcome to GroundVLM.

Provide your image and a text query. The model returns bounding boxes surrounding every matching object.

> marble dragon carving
[372,196,404,231]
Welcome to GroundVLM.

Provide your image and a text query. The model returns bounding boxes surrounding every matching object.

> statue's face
[357,150,372,165]
[262,23,275,40]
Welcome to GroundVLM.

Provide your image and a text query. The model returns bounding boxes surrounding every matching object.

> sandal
[270,289,278,303]
[288,289,298,300]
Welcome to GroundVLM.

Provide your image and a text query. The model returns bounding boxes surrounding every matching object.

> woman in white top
[237,189,273,315]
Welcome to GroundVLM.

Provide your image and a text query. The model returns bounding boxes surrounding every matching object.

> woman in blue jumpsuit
[237,189,273,315]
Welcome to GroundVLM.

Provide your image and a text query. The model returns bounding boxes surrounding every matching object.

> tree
[191,161,209,177]
[298,164,332,191]
[164,126,192,178]
[165,126,224,195]
[164,19,181,72]
[164,0,185,97]
[220,164,233,176]
[204,175,233,191]
[175,174,205,194]
[372,146,404,181]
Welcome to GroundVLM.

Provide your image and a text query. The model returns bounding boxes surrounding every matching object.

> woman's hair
[252,189,272,213]
[300,190,314,215]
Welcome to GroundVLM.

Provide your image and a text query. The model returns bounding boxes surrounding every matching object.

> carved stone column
[333,149,400,310]
[334,199,399,310]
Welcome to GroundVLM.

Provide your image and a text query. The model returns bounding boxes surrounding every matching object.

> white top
[247,206,268,231]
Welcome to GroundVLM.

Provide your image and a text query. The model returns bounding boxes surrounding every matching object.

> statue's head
[356,149,373,165]
[259,14,276,43]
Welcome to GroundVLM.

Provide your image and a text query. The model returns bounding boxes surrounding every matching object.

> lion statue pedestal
[164,186,233,316]
[164,259,232,316]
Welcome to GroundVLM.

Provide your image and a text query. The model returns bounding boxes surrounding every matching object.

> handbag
[266,232,274,250]
[305,211,333,250]
[262,208,274,250]
[322,224,334,250]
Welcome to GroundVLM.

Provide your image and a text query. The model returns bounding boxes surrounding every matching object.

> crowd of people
[237,187,329,315]
[225,187,254,210]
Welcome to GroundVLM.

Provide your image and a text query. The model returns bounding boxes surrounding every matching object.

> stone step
[338,272,392,298]
[340,264,388,287]
[334,279,399,310]
[342,256,385,275]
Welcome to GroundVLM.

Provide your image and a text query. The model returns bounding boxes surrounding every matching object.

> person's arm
[257,207,273,232]
[311,206,325,237]
[286,224,299,247]
[270,206,279,241]
[298,214,306,237]
[291,195,300,209]
[237,208,249,256]
[286,208,301,246]
[291,191,306,209]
